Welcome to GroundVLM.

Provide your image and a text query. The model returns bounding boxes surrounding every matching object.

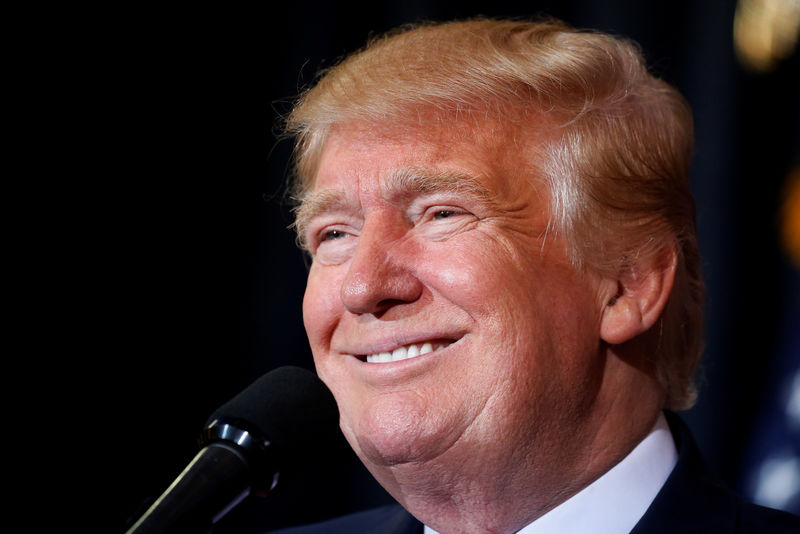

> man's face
[300,120,609,484]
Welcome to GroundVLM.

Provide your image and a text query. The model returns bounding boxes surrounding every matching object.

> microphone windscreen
[206,366,339,465]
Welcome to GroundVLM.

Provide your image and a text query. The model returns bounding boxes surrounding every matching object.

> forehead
[310,118,543,199]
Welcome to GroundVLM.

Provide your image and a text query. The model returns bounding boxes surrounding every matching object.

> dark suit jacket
[267,413,799,533]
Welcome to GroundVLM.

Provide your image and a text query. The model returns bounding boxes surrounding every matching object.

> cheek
[302,265,345,349]
[425,236,600,364]
[420,239,540,322]
[418,243,503,305]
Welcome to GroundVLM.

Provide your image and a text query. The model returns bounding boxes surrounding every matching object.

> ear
[600,248,678,345]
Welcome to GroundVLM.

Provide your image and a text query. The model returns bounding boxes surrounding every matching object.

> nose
[340,222,423,316]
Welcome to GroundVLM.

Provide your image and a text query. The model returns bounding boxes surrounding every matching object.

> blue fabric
[738,264,800,515]
[631,412,799,533]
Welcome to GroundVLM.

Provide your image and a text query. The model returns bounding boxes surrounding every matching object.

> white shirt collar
[424,412,677,534]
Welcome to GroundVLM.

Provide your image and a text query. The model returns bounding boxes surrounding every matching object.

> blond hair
[286,18,704,410]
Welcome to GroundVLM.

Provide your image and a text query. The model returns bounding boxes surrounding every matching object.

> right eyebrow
[292,188,354,251]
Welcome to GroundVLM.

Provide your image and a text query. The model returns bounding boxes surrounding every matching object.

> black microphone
[126,366,339,534]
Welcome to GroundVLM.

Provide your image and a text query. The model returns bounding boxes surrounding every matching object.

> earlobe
[600,248,677,346]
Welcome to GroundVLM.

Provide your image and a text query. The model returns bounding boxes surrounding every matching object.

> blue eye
[322,229,347,241]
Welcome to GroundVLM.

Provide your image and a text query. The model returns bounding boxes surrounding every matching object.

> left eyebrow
[382,166,495,205]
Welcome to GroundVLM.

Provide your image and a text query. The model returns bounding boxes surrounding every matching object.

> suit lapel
[630,412,737,533]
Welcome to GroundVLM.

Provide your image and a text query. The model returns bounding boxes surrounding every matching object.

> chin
[344,392,453,467]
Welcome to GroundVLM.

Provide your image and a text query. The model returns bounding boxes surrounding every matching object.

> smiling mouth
[362,341,453,363]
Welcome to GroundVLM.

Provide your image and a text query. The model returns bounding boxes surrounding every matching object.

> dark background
[57,2,797,532]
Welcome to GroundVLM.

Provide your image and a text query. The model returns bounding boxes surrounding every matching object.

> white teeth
[365,341,448,363]
[391,346,408,360]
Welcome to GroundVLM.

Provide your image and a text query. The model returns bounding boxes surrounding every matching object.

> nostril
[372,299,408,318]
